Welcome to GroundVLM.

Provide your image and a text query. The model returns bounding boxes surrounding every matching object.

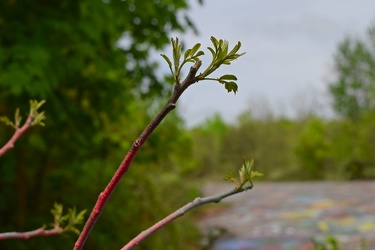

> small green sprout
[29,99,46,126]
[224,159,263,190]
[0,99,46,128]
[50,203,87,235]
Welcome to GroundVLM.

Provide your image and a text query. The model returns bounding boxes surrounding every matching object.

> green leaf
[218,38,224,50]
[220,74,237,81]
[195,51,205,57]
[51,202,63,217]
[223,171,236,182]
[28,100,46,126]
[0,116,13,127]
[183,48,192,60]
[29,99,46,111]
[172,37,182,73]
[160,54,172,69]
[68,227,81,235]
[228,42,241,56]
[33,111,46,126]
[221,40,229,58]
[14,108,22,127]
[224,81,238,94]
[189,43,201,57]
[210,36,219,50]
[207,47,216,58]
[76,209,87,222]
[250,171,264,178]
[51,202,64,225]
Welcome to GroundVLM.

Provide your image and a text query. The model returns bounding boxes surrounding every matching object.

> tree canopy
[329,23,375,120]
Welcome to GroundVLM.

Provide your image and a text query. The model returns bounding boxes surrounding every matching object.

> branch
[122,185,252,250]
[0,226,63,240]
[0,114,34,157]
[0,203,86,241]
[74,61,202,250]
[0,99,46,157]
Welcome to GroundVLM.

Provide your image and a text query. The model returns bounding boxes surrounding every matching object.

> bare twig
[0,99,45,157]
[74,61,202,250]
[0,226,63,240]
[0,203,86,241]
[122,185,252,250]
[0,114,34,157]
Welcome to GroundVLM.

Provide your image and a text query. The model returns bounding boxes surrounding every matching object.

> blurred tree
[191,112,302,180]
[329,23,375,120]
[190,114,229,176]
[322,21,375,180]
[222,114,300,180]
[0,0,201,249]
[295,117,329,179]
[294,112,375,180]
[324,111,375,180]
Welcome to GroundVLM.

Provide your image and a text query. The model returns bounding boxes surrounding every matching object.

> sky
[162,0,375,127]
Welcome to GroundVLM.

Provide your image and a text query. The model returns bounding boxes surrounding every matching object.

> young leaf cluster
[160,37,204,84]
[160,36,245,93]
[29,99,46,126]
[198,36,246,94]
[50,203,87,235]
[224,159,263,190]
[0,99,46,128]
[0,108,22,129]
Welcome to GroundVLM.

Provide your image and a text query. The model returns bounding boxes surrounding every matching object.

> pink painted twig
[0,114,34,157]
[0,226,63,240]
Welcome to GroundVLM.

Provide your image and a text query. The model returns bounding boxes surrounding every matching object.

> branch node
[133,139,141,148]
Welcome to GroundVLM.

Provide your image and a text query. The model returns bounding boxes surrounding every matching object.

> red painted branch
[122,186,251,250]
[74,61,202,250]
[0,115,34,157]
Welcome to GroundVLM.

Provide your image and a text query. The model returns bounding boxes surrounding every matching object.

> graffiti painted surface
[198,182,375,250]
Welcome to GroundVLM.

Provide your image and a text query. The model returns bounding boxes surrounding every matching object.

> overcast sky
[163,0,375,127]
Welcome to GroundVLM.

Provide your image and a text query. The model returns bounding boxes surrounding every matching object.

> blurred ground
[198,181,375,250]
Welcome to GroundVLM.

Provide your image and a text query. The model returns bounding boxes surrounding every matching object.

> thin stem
[0,114,34,157]
[0,226,63,240]
[74,60,202,250]
[122,185,252,250]
[198,77,217,81]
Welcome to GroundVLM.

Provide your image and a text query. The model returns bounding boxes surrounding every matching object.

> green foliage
[295,118,329,179]
[312,235,367,250]
[329,21,375,120]
[28,100,46,126]
[312,235,339,250]
[294,113,375,180]
[198,37,245,93]
[224,159,263,189]
[223,115,301,180]
[161,38,204,84]
[189,114,228,177]
[0,99,46,129]
[0,109,20,129]
[50,203,86,235]
[161,36,245,93]
[191,110,375,181]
